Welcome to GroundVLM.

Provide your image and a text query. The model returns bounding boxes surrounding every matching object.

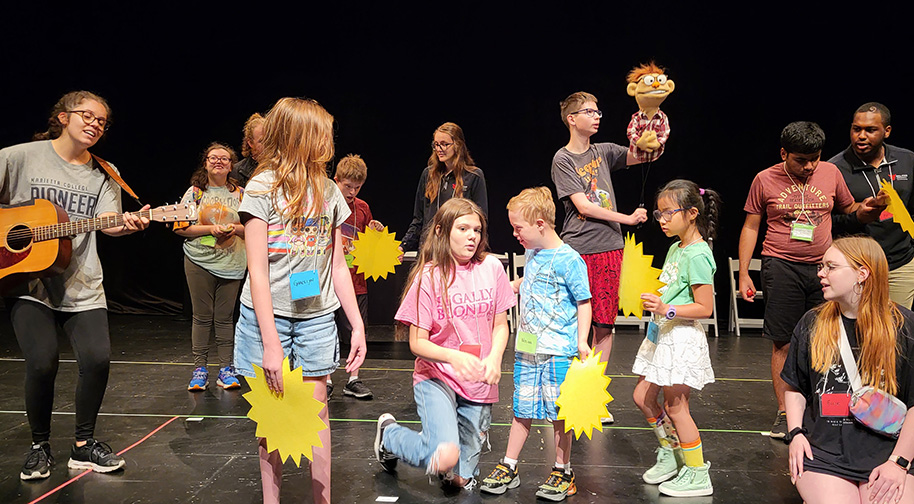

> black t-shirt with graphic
[782,306,914,482]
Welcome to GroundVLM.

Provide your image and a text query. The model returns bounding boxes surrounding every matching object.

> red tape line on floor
[28,415,180,504]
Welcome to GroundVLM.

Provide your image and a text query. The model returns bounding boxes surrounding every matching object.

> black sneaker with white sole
[343,379,373,399]
[374,413,399,473]
[770,411,788,440]
[20,442,53,480]
[67,439,125,473]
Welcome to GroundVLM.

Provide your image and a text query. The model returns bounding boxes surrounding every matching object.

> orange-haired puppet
[626,62,675,163]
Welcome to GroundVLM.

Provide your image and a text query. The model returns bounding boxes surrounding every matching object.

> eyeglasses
[653,208,686,221]
[570,108,603,118]
[68,110,109,131]
[206,156,231,164]
[432,141,454,151]
[817,262,853,275]
[640,74,668,86]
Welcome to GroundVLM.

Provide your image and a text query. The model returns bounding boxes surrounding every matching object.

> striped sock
[681,438,704,467]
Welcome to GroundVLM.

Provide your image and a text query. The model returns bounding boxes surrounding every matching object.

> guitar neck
[33,210,153,242]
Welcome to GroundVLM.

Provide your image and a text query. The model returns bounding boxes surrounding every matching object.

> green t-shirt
[658,240,716,306]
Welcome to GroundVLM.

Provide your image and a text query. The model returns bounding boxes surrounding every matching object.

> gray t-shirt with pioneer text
[0,140,122,311]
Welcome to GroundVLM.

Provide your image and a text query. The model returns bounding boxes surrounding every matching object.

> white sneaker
[601,412,615,424]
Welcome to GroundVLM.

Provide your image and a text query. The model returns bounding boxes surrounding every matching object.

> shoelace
[192,369,207,380]
[542,471,564,489]
[25,446,48,467]
[87,440,116,461]
[485,465,510,482]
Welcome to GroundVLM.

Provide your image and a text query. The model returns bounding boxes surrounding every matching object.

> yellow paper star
[350,227,403,281]
[618,233,665,318]
[881,179,914,238]
[243,357,328,466]
[555,352,614,440]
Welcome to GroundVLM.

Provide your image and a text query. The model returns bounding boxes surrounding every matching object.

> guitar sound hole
[7,224,33,252]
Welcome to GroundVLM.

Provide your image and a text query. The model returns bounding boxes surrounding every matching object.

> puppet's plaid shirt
[626,110,670,163]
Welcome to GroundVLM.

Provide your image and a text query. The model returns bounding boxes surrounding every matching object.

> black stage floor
[0,315,800,503]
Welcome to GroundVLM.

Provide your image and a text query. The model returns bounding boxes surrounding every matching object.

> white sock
[326,378,333,385]
[348,376,359,384]
[555,462,571,473]
[503,457,518,470]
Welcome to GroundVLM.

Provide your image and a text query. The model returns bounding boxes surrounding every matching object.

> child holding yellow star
[633,179,720,498]
[479,187,592,502]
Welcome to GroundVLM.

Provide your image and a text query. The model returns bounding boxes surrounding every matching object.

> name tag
[515,331,538,354]
[290,269,320,300]
[646,321,660,344]
[199,235,216,247]
[821,393,850,417]
[790,222,815,242]
[345,253,355,268]
[459,344,481,357]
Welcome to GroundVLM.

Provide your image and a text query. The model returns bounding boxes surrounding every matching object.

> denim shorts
[234,303,340,378]
[513,352,572,420]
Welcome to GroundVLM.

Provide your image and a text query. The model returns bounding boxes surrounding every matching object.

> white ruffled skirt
[631,318,715,390]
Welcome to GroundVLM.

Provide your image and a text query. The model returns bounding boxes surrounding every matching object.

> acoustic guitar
[0,198,197,291]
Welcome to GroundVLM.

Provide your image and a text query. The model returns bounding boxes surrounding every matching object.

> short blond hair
[507,187,555,227]
[334,154,368,183]
[559,91,598,128]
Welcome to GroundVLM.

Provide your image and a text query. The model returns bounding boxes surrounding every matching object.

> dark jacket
[230,157,257,189]
[830,143,914,270]
[401,166,488,251]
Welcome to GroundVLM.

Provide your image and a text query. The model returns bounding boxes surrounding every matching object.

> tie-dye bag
[839,322,906,438]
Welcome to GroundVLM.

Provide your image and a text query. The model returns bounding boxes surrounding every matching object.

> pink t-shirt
[395,254,516,403]
[744,162,854,263]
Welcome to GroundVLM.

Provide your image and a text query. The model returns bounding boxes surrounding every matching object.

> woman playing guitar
[0,91,150,480]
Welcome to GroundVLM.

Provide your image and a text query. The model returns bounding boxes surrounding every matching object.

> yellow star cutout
[350,227,403,281]
[881,179,914,238]
[555,352,614,440]
[618,233,665,318]
[243,357,328,466]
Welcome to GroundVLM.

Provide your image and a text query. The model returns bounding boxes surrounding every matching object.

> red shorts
[581,249,622,327]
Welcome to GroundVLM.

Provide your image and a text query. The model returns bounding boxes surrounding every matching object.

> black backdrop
[3,3,912,319]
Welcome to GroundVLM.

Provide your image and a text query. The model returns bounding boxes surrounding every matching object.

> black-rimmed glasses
[67,110,109,131]
[570,108,602,118]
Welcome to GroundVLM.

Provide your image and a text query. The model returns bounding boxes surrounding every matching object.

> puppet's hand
[636,130,661,151]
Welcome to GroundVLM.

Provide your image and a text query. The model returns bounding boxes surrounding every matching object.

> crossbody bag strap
[838,320,863,393]
[90,153,143,206]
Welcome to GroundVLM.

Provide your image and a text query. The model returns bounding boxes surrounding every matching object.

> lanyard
[451,264,482,347]
[519,248,560,335]
[861,158,894,199]
[783,164,811,223]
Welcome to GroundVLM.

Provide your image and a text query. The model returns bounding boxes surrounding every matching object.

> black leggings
[9,299,110,443]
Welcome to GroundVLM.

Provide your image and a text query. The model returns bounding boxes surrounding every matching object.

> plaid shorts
[513,352,573,420]
[581,249,622,327]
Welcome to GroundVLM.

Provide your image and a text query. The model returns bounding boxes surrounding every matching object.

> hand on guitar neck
[101,204,151,237]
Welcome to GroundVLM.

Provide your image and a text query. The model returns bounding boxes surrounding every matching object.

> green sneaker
[642,446,680,484]
[535,468,576,501]
[658,462,713,497]
[479,462,519,495]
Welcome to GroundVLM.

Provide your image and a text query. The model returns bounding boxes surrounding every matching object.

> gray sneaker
[343,379,373,399]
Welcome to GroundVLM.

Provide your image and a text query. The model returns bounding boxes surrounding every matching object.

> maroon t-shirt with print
[744,162,854,263]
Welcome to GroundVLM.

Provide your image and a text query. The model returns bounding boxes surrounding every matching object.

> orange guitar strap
[90,153,143,206]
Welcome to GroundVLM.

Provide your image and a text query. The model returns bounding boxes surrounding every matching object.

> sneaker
[601,411,615,424]
[658,462,713,497]
[642,446,680,484]
[67,439,126,473]
[188,367,207,391]
[216,366,241,389]
[535,468,577,501]
[343,379,373,399]
[20,442,53,480]
[770,410,787,439]
[480,461,520,495]
[327,382,334,398]
[374,413,399,473]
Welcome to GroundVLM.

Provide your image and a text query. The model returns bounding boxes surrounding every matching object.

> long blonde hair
[397,198,489,340]
[254,98,334,223]
[810,236,902,394]
[424,122,478,203]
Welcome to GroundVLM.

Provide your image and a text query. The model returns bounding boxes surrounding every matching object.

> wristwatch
[890,454,912,471]
[785,426,807,443]
[665,305,677,320]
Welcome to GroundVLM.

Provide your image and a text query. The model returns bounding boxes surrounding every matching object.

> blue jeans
[383,378,491,480]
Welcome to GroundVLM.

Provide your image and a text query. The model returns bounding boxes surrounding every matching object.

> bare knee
[428,442,459,475]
